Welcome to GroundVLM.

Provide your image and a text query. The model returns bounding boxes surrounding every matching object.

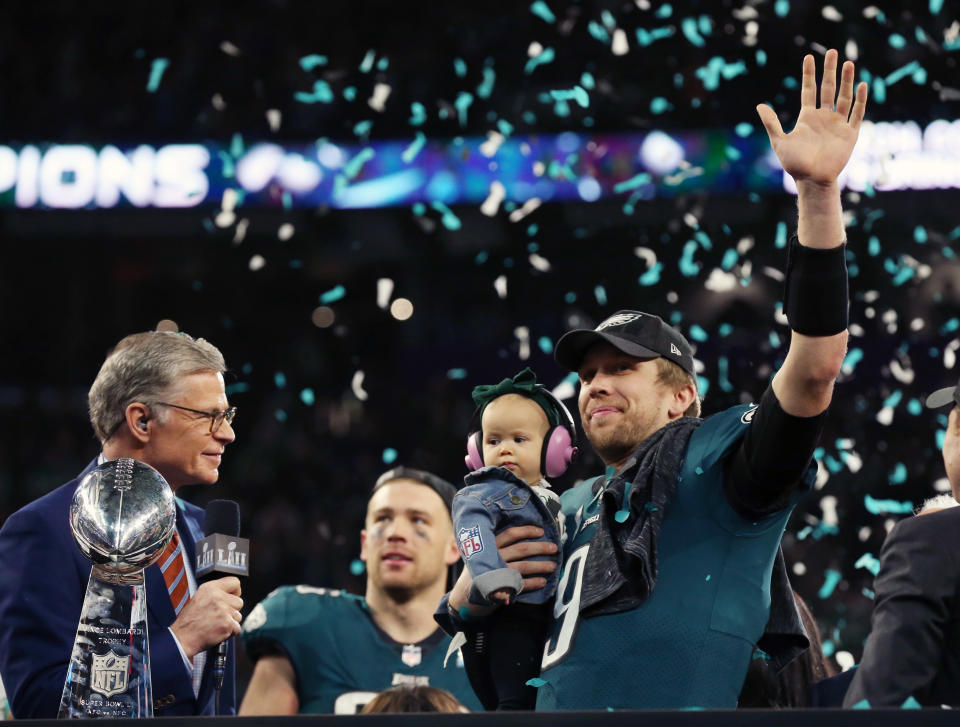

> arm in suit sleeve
[0,505,87,719]
[843,515,957,707]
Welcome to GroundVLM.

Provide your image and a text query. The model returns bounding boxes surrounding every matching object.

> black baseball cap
[555,310,696,377]
[372,466,457,514]
[925,377,960,409]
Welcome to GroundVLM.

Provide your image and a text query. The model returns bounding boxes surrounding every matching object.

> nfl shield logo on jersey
[401,644,422,667]
[457,525,483,559]
[91,651,129,698]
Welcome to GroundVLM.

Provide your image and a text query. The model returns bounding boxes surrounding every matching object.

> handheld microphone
[196,500,249,700]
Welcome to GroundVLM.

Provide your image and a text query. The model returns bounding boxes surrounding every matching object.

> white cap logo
[596,312,642,331]
[670,343,682,356]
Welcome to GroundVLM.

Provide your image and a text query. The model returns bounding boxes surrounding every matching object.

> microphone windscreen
[204,499,240,537]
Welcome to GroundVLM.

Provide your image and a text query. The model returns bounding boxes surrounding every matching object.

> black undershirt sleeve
[725,384,826,517]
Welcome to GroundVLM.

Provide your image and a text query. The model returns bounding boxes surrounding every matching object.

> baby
[452,367,576,709]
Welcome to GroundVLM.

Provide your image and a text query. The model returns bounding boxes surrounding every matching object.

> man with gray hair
[0,330,242,717]
[843,376,960,708]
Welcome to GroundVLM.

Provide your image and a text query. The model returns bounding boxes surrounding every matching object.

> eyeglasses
[155,402,237,434]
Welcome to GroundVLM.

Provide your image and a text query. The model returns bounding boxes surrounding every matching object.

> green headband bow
[471,367,560,426]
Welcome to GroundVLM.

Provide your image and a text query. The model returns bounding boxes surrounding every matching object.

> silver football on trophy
[69,458,176,581]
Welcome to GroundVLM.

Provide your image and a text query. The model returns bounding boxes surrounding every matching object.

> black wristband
[783,239,849,336]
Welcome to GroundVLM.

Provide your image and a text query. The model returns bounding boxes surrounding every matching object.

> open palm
[757,50,868,186]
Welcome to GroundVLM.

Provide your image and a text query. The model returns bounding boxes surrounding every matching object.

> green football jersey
[242,586,481,714]
[537,404,808,710]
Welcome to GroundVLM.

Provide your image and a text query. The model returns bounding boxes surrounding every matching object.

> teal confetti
[614,509,630,523]
[721,248,738,270]
[852,699,871,709]
[734,122,753,137]
[454,92,473,127]
[588,21,610,43]
[600,10,616,29]
[864,494,914,515]
[343,86,357,101]
[275,409,287,422]
[382,447,398,464]
[218,151,235,178]
[872,77,887,103]
[697,376,710,397]
[718,356,733,392]
[937,428,946,450]
[725,146,741,161]
[343,147,375,179]
[146,58,170,93]
[942,318,960,334]
[225,382,249,395]
[409,102,427,126]
[885,61,921,86]
[613,172,651,194]
[376,57,389,71]
[655,4,672,18]
[527,224,538,236]
[299,54,328,71]
[854,553,881,576]
[359,50,376,73]
[681,17,705,47]
[775,221,788,248]
[320,285,346,304]
[843,348,863,371]
[349,559,365,575]
[431,201,462,230]
[353,120,373,138]
[818,569,842,599]
[524,47,555,74]
[497,118,514,137]
[756,49,767,66]
[594,285,607,305]
[695,57,747,90]
[530,1,555,23]
[888,34,906,49]
[718,323,733,337]
[550,86,590,108]
[300,388,315,406]
[913,225,927,243]
[868,236,880,256]
[930,0,944,13]
[705,574,711,582]
[477,67,496,99]
[907,398,922,415]
[883,390,903,409]
[538,336,553,354]
[695,466,704,475]
[650,97,672,114]
[769,331,781,347]
[679,241,700,277]
[274,372,287,388]
[401,132,426,163]
[447,368,468,379]
[638,263,663,286]
[901,696,922,709]
[282,191,292,210]
[862,588,875,600]
[230,133,244,158]
[526,678,548,688]
[294,80,334,104]
[635,26,675,46]
[888,462,907,484]
[689,324,708,342]
[774,0,789,16]
[453,58,467,77]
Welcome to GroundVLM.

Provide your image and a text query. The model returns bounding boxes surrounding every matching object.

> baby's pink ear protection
[464,387,578,478]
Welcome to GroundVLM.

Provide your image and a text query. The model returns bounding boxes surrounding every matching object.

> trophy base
[58,568,153,718]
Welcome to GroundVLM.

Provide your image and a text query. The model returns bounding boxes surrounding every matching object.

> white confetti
[351,370,369,401]
[529,253,552,272]
[215,210,236,228]
[377,278,394,309]
[774,304,789,326]
[910,318,925,331]
[212,93,226,111]
[480,180,506,216]
[248,254,266,271]
[532,161,546,176]
[611,28,629,55]
[666,291,678,304]
[792,561,806,576]
[863,290,880,303]
[527,41,544,57]
[266,109,281,132]
[480,131,505,158]
[515,326,531,360]
[704,268,738,293]
[845,39,859,61]
[889,359,914,384]
[634,247,658,268]
[494,275,507,299]
[876,406,894,426]
[820,495,839,526]
[858,526,872,542]
[934,477,952,492]
[736,236,755,254]
[278,223,295,241]
[945,339,960,369]
[683,212,699,228]
[732,6,759,20]
[368,83,391,112]
[836,652,856,672]
[552,379,577,401]
[508,198,541,222]
[219,41,241,56]
[232,218,249,245]
[814,459,829,489]
[849,323,865,337]
[762,266,785,282]
[844,451,863,473]
[822,5,843,21]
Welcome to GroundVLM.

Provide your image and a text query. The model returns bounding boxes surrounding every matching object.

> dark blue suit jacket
[0,459,237,718]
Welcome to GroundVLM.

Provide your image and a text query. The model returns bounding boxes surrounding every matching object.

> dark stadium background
[1,0,958,692]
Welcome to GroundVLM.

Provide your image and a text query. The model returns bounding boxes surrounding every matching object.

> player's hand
[756,49,867,188]
[489,588,515,606]
[496,525,557,593]
[170,577,243,657]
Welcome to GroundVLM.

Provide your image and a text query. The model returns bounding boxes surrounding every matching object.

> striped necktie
[158,531,191,615]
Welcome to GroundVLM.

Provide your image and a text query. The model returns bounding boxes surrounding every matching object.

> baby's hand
[489,588,514,606]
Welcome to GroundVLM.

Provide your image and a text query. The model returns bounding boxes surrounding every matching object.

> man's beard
[587,414,656,465]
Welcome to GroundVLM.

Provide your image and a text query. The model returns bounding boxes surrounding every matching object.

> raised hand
[756,49,868,187]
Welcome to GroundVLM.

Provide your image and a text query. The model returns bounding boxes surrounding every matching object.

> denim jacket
[452,466,563,605]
